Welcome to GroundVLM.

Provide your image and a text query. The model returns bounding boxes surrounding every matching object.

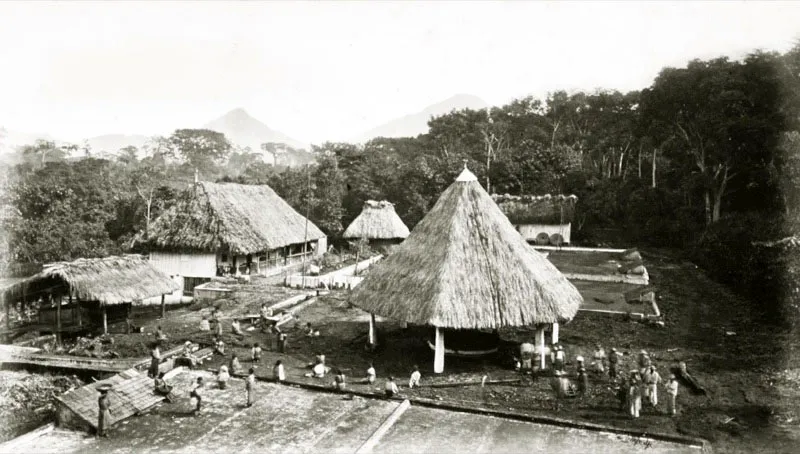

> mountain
[0,127,60,154]
[203,108,307,151]
[355,94,489,143]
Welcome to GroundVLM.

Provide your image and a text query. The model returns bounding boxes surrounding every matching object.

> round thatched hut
[342,200,410,252]
[348,166,583,373]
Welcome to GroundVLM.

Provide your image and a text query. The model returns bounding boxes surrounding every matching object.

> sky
[0,1,799,144]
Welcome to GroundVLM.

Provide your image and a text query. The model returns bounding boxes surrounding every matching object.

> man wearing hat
[638,350,652,374]
[97,384,113,437]
[665,373,680,416]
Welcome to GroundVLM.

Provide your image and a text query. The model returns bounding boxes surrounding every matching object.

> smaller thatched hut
[342,200,410,251]
[492,194,578,245]
[349,166,583,373]
[2,255,179,340]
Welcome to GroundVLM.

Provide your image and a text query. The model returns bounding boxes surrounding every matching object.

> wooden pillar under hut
[125,303,131,334]
[75,292,82,326]
[537,326,546,370]
[368,313,377,349]
[434,327,445,374]
[160,294,166,319]
[102,306,108,335]
[552,322,559,345]
[56,295,62,345]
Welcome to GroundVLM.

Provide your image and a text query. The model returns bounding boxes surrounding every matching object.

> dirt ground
[199,250,799,454]
[8,250,799,453]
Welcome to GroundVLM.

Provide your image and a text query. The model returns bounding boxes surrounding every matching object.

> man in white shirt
[385,376,399,397]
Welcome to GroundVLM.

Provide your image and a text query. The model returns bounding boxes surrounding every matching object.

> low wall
[284,256,382,289]
[563,271,649,285]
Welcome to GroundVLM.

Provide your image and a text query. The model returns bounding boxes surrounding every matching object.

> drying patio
[7,369,700,454]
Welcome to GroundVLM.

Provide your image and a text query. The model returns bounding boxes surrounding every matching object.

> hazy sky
[1,1,798,144]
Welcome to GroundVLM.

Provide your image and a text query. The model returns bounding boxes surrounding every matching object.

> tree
[168,129,232,175]
[19,140,68,169]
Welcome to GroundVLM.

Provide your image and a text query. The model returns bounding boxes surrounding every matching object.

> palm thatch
[349,167,583,329]
[492,194,577,225]
[3,255,179,306]
[138,182,325,254]
[342,200,410,240]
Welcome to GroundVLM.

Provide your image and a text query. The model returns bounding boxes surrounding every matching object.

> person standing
[149,343,161,378]
[273,360,285,382]
[385,376,399,398]
[190,377,204,415]
[638,350,652,374]
[251,343,262,363]
[217,365,230,389]
[363,362,377,384]
[553,345,565,372]
[608,348,621,379]
[644,365,661,407]
[97,385,113,437]
[592,344,606,374]
[628,374,642,419]
[246,368,256,407]
[230,354,243,375]
[577,364,589,396]
[278,332,288,353]
[665,374,679,416]
[409,365,421,389]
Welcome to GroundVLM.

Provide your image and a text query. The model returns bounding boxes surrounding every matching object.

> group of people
[540,343,682,418]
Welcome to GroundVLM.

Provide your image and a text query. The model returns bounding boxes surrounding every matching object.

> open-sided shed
[2,255,179,341]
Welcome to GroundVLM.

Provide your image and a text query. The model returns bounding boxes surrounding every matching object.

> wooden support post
[537,326,546,370]
[434,327,445,374]
[69,292,74,324]
[125,303,131,334]
[75,294,82,327]
[56,295,62,345]
[368,313,376,346]
[552,322,559,345]
[161,294,166,319]
[4,293,9,331]
[102,306,108,335]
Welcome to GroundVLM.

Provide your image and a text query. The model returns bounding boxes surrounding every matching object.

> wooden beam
[368,313,376,347]
[160,294,166,318]
[56,295,62,345]
[552,322,559,344]
[434,327,445,373]
[537,326,546,370]
[75,293,82,326]
[102,306,108,335]
[125,303,131,334]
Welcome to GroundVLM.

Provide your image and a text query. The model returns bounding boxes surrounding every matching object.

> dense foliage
[2,46,800,324]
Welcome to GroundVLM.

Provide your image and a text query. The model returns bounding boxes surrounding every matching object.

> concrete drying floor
[15,370,700,454]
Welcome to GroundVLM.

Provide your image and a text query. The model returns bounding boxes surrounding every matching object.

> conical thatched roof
[342,200,410,240]
[349,167,583,329]
[138,182,326,254]
[2,255,179,306]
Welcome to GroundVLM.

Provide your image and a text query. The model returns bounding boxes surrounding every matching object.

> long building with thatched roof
[135,182,327,295]
[2,255,179,339]
[342,200,410,250]
[349,166,583,373]
[492,194,578,245]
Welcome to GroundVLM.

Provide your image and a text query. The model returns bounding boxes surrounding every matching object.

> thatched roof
[492,194,577,225]
[348,167,583,329]
[342,200,410,240]
[138,182,326,254]
[2,255,179,306]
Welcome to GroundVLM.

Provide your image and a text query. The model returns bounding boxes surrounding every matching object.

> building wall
[517,223,571,244]
[148,252,216,295]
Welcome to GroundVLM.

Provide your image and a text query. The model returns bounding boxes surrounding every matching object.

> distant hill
[355,94,489,143]
[204,108,308,151]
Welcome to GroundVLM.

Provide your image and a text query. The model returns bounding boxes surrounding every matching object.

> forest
[2,45,800,326]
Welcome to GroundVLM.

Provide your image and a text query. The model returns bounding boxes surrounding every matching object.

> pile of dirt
[64,335,121,358]
[0,370,85,442]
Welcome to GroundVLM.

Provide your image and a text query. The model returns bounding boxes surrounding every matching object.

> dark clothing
[98,394,111,436]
